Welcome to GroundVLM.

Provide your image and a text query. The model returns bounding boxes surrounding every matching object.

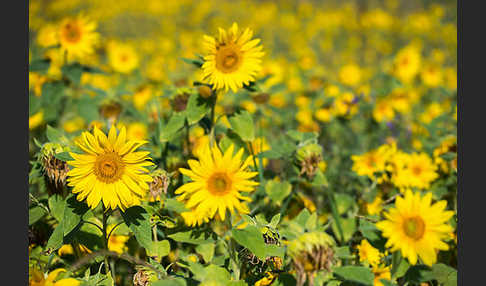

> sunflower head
[58,14,99,61]
[175,144,259,224]
[40,143,71,190]
[66,126,154,211]
[288,231,335,286]
[376,190,454,266]
[296,143,323,178]
[202,23,264,93]
[148,169,171,201]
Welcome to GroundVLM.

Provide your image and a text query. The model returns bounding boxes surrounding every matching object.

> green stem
[225,214,240,280]
[328,191,344,245]
[102,206,110,275]
[209,93,218,148]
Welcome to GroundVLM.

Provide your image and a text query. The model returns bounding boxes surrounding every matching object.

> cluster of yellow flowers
[352,142,445,190]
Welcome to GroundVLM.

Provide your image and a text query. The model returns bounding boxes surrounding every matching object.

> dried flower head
[288,231,335,286]
[40,142,70,189]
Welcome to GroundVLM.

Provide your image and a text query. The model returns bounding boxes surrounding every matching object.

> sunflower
[201,22,264,93]
[107,41,139,74]
[175,144,259,222]
[58,14,100,61]
[356,239,382,266]
[391,152,438,190]
[107,224,130,254]
[376,190,454,266]
[372,264,392,286]
[66,126,154,211]
[30,268,80,286]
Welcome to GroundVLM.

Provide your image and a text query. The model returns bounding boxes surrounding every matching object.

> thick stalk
[102,206,110,275]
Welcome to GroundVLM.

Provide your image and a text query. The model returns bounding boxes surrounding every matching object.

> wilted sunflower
[376,190,454,266]
[58,14,99,60]
[202,22,264,93]
[67,126,154,210]
[175,144,259,221]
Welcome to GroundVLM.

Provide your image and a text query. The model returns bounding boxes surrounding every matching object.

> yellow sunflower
[175,144,259,222]
[201,22,264,93]
[372,264,392,286]
[392,152,438,190]
[58,14,100,61]
[67,126,154,211]
[376,190,454,266]
[107,41,139,74]
[30,268,80,286]
[357,239,382,266]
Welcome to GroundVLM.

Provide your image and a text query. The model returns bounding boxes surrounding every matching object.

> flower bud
[296,143,323,178]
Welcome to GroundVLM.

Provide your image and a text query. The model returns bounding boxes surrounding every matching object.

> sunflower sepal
[181,57,204,68]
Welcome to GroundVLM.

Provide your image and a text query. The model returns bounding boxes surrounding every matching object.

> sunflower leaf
[181,57,203,68]
[159,112,186,143]
[63,194,90,236]
[185,93,211,125]
[332,266,374,285]
[29,205,48,226]
[228,110,255,142]
[121,206,153,250]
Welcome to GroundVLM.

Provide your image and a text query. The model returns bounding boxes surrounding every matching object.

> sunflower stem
[226,214,240,280]
[102,205,111,275]
[209,92,218,148]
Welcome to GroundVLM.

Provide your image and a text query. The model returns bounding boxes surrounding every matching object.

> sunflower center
[216,44,242,73]
[208,172,232,195]
[94,152,124,183]
[62,22,81,43]
[411,165,422,176]
[403,216,425,240]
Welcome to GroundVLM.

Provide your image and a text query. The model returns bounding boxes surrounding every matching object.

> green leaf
[268,213,281,229]
[196,243,215,263]
[334,193,354,214]
[311,169,329,187]
[147,240,171,260]
[46,220,64,252]
[29,59,51,72]
[228,110,255,142]
[359,219,380,242]
[232,225,266,260]
[185,93,211,125]
[163,198,189,213]
[265,180,292,206]
[293,209,311,228]
[305,212,318,231]
[189,263,231,283]
[54,152,73,162]
[46,125,68,145]
[63,195,90,236]
[335,246,353,259]
[48,194,66,222]
[333,266,374,285]
[159,112,186,143]
[393,257,410,279]
[286,130,317,142]
[62,63,84,85]
[428,263,457,286]
[29,206,47,225]
[331,217,356,243]
[380,280,398,286]
[168,230,214,245]
[181,57,203,68]
[121,206,153,250]
[151,278,187,286]
[41,82,64,120]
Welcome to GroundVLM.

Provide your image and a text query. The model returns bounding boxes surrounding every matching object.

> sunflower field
[28,0,458,285]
